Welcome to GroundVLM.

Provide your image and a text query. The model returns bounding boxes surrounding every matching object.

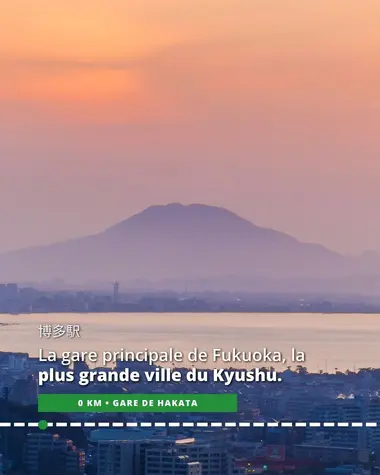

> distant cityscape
[1,283,380,314]
[1,281,380,474]
[2,351,380,474]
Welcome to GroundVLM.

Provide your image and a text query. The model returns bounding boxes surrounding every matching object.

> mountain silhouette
[0,203,371,287]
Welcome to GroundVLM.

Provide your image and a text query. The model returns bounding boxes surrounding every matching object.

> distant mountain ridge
[0,203,378,292]
[105,203,299,243]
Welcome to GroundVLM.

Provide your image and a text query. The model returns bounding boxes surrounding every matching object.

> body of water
[0,313,379,373]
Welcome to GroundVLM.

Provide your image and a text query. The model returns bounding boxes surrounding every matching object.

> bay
[0,312,379,373]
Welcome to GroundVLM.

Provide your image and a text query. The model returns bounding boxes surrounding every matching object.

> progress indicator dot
[38,420,48,431]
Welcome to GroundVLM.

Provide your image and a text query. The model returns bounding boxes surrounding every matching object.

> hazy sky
[0,0,379,254]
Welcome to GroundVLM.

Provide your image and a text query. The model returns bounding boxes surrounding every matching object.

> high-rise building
[95,436,216,475]
[38,446,85,475]
[113,282,120,303]
[97,440,135,475]
[9,374,38,405]
[96,439,163,475]
[146,440,227,475]
[0,284,6,298]
[6,283,18,297]
[0,352,28,371]
[303,396,380,459]
[23,433,85,474]
[145,451,202,475]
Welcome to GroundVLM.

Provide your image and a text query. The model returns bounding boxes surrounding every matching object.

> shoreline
[1,310,380,316]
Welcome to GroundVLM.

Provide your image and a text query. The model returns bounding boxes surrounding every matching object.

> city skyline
[1,0,380,255]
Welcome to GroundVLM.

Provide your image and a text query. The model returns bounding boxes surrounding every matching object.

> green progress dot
[38,420,48,431]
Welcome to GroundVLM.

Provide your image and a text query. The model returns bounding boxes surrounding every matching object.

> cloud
[0,40,197,73]
[0,56,140,73]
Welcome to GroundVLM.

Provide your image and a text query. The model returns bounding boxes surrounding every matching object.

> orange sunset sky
[0,0,379,254]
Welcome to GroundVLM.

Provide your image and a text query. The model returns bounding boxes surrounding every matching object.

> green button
[38,394,237,413]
